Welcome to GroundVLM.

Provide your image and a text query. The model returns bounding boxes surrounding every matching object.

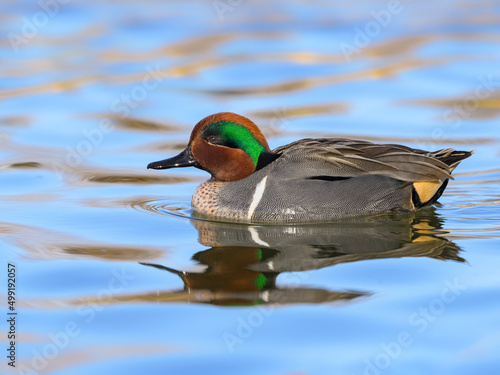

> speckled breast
[191,180,253,221]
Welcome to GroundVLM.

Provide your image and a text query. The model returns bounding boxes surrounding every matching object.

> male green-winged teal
[148,112,472,223]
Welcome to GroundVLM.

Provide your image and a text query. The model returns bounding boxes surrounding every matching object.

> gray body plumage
[191,138,471,223]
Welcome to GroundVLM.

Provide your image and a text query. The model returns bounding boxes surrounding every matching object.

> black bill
[147,147,195,170]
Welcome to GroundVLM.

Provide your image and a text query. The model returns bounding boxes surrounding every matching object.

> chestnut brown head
[148,112,277,182]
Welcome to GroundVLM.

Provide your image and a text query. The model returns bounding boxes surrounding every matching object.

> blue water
[1,1,500,374]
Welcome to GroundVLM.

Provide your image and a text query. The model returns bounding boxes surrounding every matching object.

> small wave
[129,197,194,220]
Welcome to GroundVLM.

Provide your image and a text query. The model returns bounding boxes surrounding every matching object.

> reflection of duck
[139,208,464,306]
[148,112,472,222]
[141,247,364,306]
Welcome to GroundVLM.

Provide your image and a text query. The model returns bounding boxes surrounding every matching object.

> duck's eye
[208,136,217,143]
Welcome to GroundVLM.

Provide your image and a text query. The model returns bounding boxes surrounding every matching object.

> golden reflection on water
[0,115,31,127]
[66,169,202,187]
[81,115,182,133]
[15,344,175,375]
[249,103,349,119]
[399,96,500,120]
[1,222,163,261]
[1,3,499,373]
[84,173,194,185]
[1,1,499,374]
[4,27,497,104]
[8,161,42,169]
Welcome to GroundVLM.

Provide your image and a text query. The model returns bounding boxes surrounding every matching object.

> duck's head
[147,112,278,182]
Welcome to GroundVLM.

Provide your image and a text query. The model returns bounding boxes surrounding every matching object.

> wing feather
[272,138,455,182]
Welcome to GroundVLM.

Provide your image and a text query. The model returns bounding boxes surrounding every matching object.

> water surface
[1,1,500,374]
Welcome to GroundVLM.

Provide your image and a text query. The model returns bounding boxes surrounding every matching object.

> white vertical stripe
[249,227,270,247]
[247,176,268,220]
[262,290,270,302]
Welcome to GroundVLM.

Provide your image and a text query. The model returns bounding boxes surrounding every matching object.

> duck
[147,112,472,223]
